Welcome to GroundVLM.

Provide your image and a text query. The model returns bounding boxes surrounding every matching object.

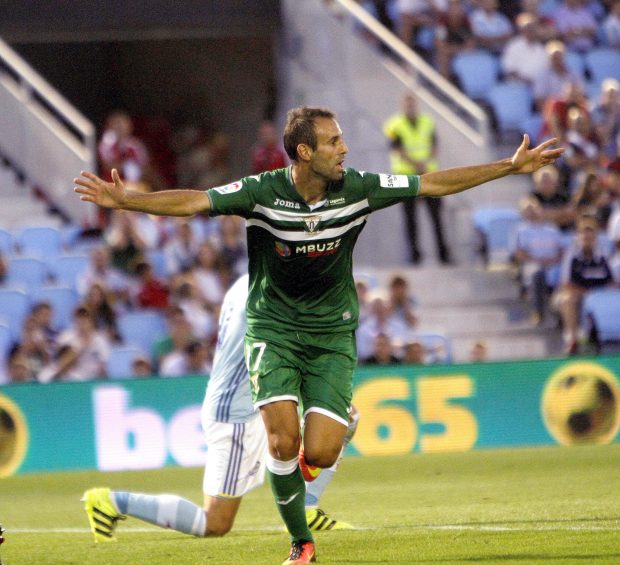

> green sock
[268,467,313,542]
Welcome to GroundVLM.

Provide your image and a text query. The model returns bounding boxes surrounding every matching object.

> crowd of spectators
[351,0,620,145]
[510,160,620,353]
[0,110,252,385]
[345,0,620,354]
[3,109,460,384]
[5,0,620,380]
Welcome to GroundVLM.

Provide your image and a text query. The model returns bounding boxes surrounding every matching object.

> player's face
[309,117,348,181]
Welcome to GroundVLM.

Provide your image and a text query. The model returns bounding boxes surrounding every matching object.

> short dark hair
[283,106,336,161]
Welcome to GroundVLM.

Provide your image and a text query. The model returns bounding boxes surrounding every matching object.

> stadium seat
[117,310,168,355]
[582,288,620,352]
[60,225,84,250]
[486,216,521,264]
[0,323,11,360]
[472,205,521,264]
[472,205,520,231]
[413,332,453,364]
[31,286,79,331]
[107,345,148,379]
[0,229,14,256]
[564,50,586,80]
[584,48,620,87]
[14,226,62,259]
[0,289,30,339]
[521,113,543,145]
[6,257,49,291]
[452,50,500,102]
[146,249,168,279]
[48,254,90,289]
[487,81,534,141]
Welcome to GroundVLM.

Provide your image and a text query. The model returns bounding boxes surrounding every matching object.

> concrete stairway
[365,264,564,363]
[0,163,64,230]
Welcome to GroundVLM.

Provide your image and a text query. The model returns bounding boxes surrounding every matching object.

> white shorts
[202,413,267,498]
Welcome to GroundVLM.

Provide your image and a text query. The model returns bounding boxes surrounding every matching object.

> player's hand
[74,168,127,209]
[510,134,565,174]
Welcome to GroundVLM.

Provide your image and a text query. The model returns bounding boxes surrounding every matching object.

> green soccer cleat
[82,487,126,543]
[306,508,354,531]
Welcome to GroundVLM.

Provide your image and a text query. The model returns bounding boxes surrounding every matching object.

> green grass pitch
[2,445,620,564]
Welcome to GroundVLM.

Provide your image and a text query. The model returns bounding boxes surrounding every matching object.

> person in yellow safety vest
[383,92,452,264]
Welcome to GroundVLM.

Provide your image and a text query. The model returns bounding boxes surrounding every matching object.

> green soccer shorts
[245,327,356,426]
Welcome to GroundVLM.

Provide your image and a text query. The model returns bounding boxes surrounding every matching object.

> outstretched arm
[74,169,211,217]
[419,135,564,197]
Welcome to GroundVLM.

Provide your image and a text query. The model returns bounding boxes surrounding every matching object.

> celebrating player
[76,106,563,564]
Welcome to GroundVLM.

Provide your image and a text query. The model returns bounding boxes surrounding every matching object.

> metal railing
[330,0,491,147]
[0,36,96,224]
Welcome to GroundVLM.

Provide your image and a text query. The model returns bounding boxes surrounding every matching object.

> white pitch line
[10,524,620,534]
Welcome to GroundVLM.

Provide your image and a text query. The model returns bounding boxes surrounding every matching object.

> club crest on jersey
[214,181,242,195]
[275,241,292,257]
[379,174,409,188]
[302,215,321,233]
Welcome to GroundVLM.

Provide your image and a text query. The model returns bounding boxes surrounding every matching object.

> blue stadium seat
[584,48,620,87]
[521,113,543,145]
[414,332,453,364]
[146,249,168,279]
[0,229,14,256]
[0,289,30,339]
[6,257,48,291]
[564,50,586,80]
[487,216,521,262]
[472,205,521,265]
[117,310,168,356]
[31,286,79,331]
[14,226,62,259]
[107,345,148,380]
[48,254,90,289]
[487,81,534,140]
[452,50,500,101]
[582,288,620,352]
[0,323,12,361]
[472,205,520,232]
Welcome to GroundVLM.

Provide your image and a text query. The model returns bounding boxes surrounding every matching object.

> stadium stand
[117,311,168,359]
[582,288,620,353]
[451,50,501,102]
[14,226,63,259]
[107,345,148,380]
[4,1,620,380]
[0,288,31,339]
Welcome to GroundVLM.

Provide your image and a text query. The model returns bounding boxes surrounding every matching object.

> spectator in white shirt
[501,13,549,86]
[603,0,620,48]
[39,306,111,383]
[470,0,514,54]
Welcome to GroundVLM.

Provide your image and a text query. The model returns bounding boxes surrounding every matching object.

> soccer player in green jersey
[75,106,564,564]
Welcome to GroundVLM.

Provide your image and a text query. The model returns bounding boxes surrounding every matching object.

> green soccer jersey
[207,167,420,333]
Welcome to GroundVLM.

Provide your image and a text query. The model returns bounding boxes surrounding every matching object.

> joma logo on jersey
[273,198,301,210]
[295,238,341,257]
